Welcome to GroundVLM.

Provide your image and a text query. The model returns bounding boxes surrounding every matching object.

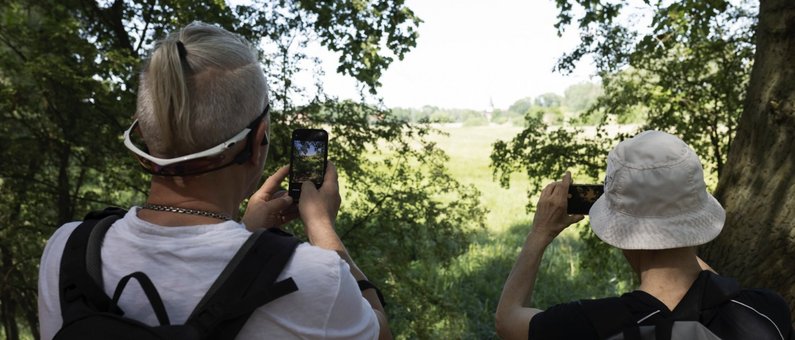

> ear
[249,118,270,165]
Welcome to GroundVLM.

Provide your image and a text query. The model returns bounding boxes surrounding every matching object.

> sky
[300,0,597,111]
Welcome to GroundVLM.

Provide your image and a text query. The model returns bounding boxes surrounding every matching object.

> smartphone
[288,129,329,201]
[567,184,605,215]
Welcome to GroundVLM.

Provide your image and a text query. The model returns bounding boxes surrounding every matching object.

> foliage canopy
[492,0,755,204]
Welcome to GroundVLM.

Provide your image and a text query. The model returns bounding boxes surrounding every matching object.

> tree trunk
[701,0,795,325]
[1,247,19,340]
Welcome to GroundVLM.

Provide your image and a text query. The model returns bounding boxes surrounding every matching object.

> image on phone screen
[289,129,328,200]
[567,184,605,215]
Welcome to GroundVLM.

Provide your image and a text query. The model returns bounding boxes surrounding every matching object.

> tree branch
[0,32,27,61]
[81,0,136,55]
[340,193,392,239]
[135,0,156,54]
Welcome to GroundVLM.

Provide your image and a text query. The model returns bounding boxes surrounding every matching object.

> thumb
[265,194,293,212]
[301,181,317,195]
[568,214,585,225]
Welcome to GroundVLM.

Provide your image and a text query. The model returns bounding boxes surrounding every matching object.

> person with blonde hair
[495,131,793,340]
[38,22,389,339]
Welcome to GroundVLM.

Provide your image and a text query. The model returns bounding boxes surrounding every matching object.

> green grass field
[425,125,533,232]
[424,124,634,339]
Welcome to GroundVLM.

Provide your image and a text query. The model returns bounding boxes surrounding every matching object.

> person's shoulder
[41,221,82,263]
[533,300,588,318]
[280,242,347,294]
[39,220,83,284]
[281,242,371,310]
[529,293,664,340]
[49,221,82,241]
[38,220,84,340]
[698,284,793,340]
[731,288,793,335]
[528,300,600,339]
[240,242,378,339]
[735,287,790,310]
[731,287,790,321]
[288,242,343,271]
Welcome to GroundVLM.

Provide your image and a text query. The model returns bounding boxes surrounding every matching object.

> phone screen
[288,129,328,200]
[566,184,605,215]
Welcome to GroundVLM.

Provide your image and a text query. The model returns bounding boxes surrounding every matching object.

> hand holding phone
[242,166,297,230]
[297,162,341,231]
[566,184,604,215]
[288,129,329,201]
[531,172,585,241]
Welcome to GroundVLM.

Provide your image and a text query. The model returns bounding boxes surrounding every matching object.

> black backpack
[581,271,789,340]
[55,207,301,340]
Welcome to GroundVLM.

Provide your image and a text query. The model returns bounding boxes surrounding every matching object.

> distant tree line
[390,81,630,126]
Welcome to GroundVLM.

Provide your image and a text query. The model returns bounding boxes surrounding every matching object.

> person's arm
[298,162,392,340]
[495,172,583,340]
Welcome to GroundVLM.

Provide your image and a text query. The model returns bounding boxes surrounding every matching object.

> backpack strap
[85,208,127,289]
[670,271,741,325]
[696,271,741,325]
[654,319,674,340]
[112,272,171,326]
[186,228,300,340]
[59,207,127,323]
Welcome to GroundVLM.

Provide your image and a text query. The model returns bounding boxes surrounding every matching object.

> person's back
[495,130,794,340]
[38,210,377,339]
[38,21,388,340]
[529,267,792,339]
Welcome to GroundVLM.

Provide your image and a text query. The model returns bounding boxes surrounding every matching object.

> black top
[528,271,794,340]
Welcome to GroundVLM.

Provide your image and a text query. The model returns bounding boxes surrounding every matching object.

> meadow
[422,124,634,339]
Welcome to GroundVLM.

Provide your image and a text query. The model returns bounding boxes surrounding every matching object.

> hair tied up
[176,41,189,67]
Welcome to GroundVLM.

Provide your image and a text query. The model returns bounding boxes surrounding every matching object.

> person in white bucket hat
[589,130,726,250]
[496,130,793,340]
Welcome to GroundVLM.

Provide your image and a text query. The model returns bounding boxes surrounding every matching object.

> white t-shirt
[38,208,379,339]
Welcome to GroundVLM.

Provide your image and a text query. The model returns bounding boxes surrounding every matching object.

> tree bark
[1,247,19,340]
[701,0,795,325]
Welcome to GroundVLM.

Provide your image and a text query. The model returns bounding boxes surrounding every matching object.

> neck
[139,168,253,226]
[627,248,703,311]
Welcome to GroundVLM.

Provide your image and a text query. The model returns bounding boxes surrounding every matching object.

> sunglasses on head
[123,105,270,176]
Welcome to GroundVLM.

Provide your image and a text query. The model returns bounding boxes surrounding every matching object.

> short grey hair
[135,21,268,157]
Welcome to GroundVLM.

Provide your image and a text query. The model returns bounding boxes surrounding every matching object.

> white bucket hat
[589,130,725,250]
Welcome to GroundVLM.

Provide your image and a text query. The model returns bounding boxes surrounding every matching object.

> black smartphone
[288,129,329,201]
[567,184,604,215]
